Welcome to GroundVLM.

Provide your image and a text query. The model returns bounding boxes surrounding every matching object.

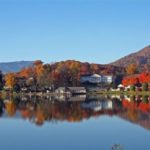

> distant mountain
[111,45,150,70]
[0,61,34,73]
[2,45,150,74]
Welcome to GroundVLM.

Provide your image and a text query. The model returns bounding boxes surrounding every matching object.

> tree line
[1,60,125,92]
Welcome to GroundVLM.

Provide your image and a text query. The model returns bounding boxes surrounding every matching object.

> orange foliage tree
[122,72,150,86]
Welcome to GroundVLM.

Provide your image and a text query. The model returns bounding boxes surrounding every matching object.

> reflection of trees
[120,99,150,130]
[0,96,150,129]
[5,100,16,117]
[0,99,4,116]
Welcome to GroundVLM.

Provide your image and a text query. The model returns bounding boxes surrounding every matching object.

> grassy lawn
[88,90,150,95]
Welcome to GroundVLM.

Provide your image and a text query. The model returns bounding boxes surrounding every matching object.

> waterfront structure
[67,87,86,94]
[55,87,86,95]
[55,87,66,94]
[80,74,114,84]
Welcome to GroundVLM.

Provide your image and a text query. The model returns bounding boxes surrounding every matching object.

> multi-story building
[80,74,114,84]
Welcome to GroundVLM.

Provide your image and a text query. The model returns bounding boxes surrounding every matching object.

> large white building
[80,74,114,84]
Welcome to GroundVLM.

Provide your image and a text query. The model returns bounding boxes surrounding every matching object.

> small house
[67,87,86,95]
[117,84,125,91]
[55,87,86,95]
[55,87,66,94]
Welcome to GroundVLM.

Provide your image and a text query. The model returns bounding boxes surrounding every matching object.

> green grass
[88,90,150,95]
[1,90,150,98]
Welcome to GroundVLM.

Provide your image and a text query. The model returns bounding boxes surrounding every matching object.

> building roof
[81,74,113,78]
[57,87,66,90]
[91,74,101,77]
[81,74,101,77]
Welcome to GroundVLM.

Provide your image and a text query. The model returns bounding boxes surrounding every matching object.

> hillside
[2,45,150,74]
[111,45,150,70]
[0,61,34,73]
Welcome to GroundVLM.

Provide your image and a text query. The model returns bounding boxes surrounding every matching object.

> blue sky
[0,0,150,64]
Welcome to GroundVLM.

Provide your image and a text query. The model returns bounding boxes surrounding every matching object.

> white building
[101,75,114,83]
[80,74,114,84]
[80,74,101,84]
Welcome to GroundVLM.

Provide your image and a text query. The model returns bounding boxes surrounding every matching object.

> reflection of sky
[0,116,150,150]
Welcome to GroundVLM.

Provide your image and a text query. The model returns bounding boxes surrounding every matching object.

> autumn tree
[18,67,34,78]
[69,61,81,86]
[30,60,44,90]
[122,76,139,86]
[34,60,43,66]
[5,73,16,89]
[34,60,44,78]
[139,72,150,83]
[37,64,52,87]
[126,63,137,75]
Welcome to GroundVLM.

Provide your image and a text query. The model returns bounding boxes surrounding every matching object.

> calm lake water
[0,94,150,150]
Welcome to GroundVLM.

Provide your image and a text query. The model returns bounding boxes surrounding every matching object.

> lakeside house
[111,84,129,92]
[67,87,86,94]
[55,87,66,94]
[80,74,114,84]
[111,83,142,92]
[55,87,86,95]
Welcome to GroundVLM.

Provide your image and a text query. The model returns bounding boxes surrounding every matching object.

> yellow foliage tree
[126,63,137,75]
[5,73,16,89]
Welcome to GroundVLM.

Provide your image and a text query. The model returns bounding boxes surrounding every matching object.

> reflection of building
[55,95,66,101]
[68,95,86,102]
[81,100,113,111]
[80,74,114,84]
[55,94,86,102]
[124,95,132,102]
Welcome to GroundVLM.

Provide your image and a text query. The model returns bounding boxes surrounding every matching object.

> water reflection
[0,94,150,130]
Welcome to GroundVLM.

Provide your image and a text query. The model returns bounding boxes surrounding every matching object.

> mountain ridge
[111,45,150,70]
[0,61,34,73]
[1,45,150,74]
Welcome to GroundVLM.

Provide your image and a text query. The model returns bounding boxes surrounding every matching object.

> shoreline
[88,91,150,96]
[1,91,150,97]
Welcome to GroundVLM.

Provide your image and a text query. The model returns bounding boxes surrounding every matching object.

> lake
[0,94,150,150]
